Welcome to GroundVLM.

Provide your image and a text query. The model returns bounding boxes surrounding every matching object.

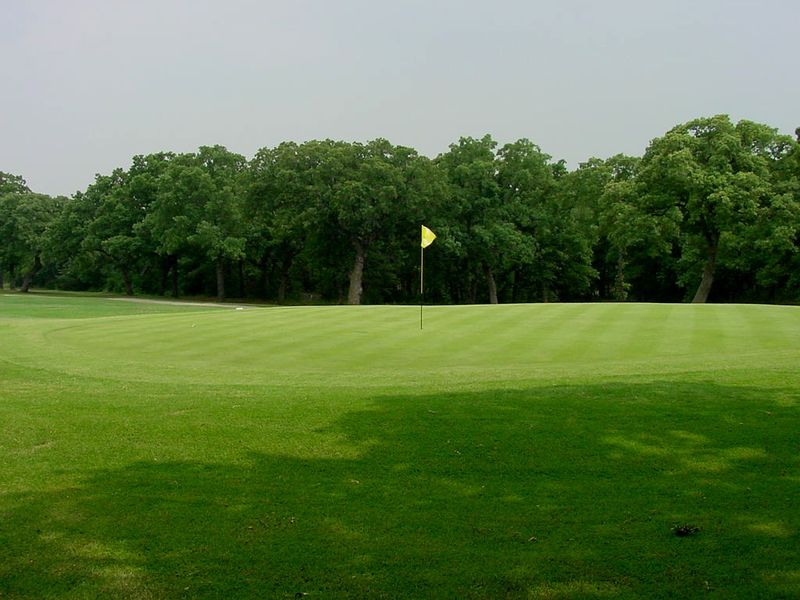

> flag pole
[419,225,436,331]
[420,243,424,330]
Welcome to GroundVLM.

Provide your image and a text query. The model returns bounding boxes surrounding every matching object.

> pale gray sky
[2,0,798,196]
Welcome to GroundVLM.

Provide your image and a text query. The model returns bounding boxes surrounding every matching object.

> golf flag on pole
[421,225,436,248]
[420,225,435,330]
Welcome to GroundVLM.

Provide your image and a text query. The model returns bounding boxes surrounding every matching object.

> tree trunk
[691,242,718,303]
[171,262,179,298]
[485,265,498,304]
[121,266,134,296]
[277,274,288,304]
[347,241,367,305]
[216,257,226,301]
[511,268,522,303]
[277,255,293,304]
[465,262,477,304]
[238,259,245,298]
[468,279,478,304]
[258,256,269,298]
[0,267,4,290]
[159,267,167,296]
[449,280,461,304]
[612,252,628,301]
[160,256,174,296]
[20,254,42,293]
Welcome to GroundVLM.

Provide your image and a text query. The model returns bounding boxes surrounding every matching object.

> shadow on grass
[1,380,799,599]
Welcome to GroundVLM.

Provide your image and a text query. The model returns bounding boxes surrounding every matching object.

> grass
[0,293,798,598]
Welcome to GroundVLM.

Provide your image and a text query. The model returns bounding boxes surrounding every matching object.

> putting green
[4,299,799,387]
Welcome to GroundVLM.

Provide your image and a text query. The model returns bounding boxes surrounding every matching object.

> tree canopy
[2,115,798,304]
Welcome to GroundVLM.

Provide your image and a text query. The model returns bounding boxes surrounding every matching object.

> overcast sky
[2,0,798,197]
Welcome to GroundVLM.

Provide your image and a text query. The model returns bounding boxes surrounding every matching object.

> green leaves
[2,118,798,303]
[635,115,796,302]
[0,172,31,196]
[0,192,64,290]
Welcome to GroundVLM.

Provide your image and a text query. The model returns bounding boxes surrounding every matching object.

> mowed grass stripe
[688,303,725,356]
[9,301,800,386]
[484,304,575,369]
[515,303,608,363]
[416,304,548,368]
[616,303,675,359]
[737,304,800,350]
[44,307,324,370]
[545,303,621,362]
[425,303,596,367]
[36,306,435,382]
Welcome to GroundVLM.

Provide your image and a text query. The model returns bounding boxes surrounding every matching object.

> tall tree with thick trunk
[0,193,63,292]
[319,139,421,305]
[142,147,245,300]
[559,155,645,299]
[75,167,151,295]
[190,146,247,301]
[436,136,578,303]
[636,115,789,302]
[0,172,32,287]
[434,135,501,303]
[246,141,324,303]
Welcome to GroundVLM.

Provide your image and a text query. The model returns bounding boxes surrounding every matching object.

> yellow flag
[421,225,436,248]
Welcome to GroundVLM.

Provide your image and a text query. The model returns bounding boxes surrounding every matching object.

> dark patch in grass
[673,524,701,537]
[1,381,799,598]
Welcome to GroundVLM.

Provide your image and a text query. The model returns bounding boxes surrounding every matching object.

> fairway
[1,294,799,598]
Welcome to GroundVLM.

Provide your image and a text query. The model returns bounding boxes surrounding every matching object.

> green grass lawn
[1,293,798,599]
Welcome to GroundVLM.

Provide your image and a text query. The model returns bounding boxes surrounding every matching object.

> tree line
[1,115,799,304]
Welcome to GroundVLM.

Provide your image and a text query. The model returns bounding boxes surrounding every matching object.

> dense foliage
[1,115,798,303]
